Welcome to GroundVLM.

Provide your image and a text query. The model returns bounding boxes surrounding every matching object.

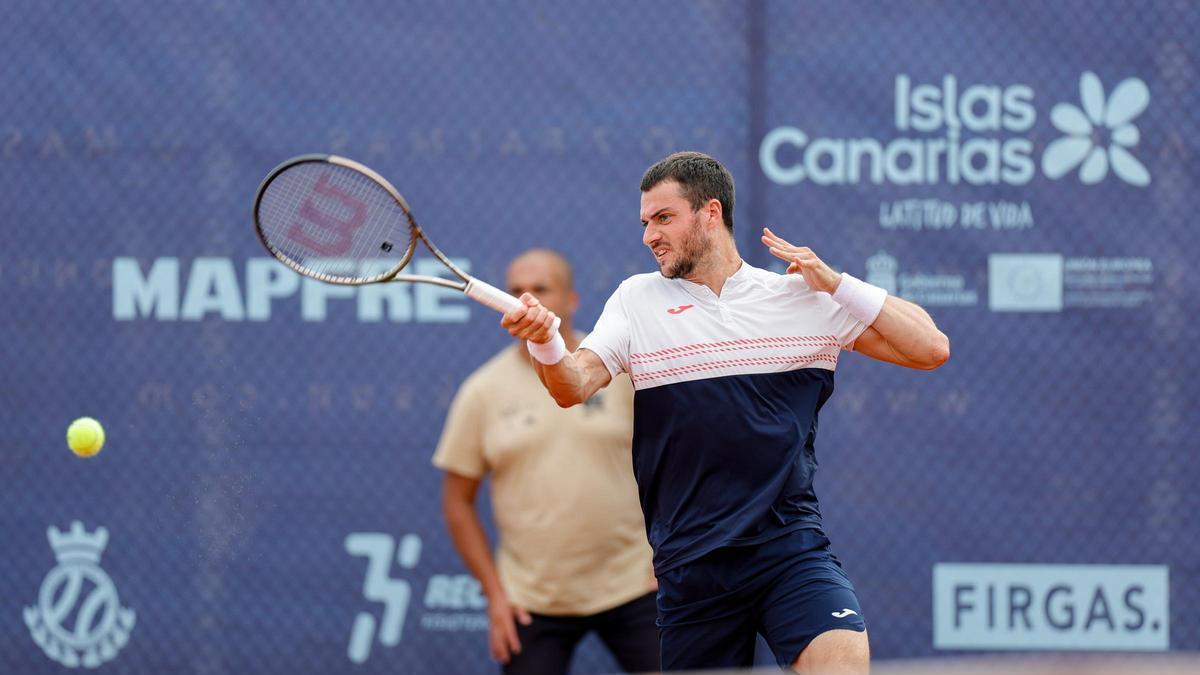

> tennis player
[501,152,949,673]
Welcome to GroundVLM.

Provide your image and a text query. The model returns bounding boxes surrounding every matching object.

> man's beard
[661,216,711,280]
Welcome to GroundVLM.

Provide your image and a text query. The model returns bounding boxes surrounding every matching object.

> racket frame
[253,154,533,320]
[253,154,465,291]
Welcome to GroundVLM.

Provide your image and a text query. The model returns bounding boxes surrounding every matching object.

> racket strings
[257,162,412,283]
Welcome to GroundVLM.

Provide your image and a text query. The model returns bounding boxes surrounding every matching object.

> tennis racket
[253,154,550,325]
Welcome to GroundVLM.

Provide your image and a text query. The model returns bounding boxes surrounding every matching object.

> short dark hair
[640,151,735,232]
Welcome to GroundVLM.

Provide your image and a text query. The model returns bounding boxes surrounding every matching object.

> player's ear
[567,290,580,316]
[706,198,723,231]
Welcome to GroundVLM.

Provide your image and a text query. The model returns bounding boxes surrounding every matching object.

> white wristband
[526,331,567,365]
[831,272,887,326]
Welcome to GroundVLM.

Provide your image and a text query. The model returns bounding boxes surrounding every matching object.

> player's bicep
[851,325,924,369]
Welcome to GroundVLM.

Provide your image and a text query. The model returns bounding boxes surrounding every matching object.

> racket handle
[465,278,562,331]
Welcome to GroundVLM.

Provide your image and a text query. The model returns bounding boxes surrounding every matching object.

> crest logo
[865,251,899,294]
[24,522,136,668]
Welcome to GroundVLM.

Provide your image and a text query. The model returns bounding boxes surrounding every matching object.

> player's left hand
[761,227,841,294]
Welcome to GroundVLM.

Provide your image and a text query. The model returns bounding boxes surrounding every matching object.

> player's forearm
[442,500,506,600]
[868,296,950,368]
[532,352,591,408]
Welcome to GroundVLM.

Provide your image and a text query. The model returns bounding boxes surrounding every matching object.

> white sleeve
[818,291,870,350]
[578,283,631,377]
[787,274,870,350]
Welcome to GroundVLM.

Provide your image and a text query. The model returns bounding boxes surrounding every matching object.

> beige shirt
[432,341,653,616]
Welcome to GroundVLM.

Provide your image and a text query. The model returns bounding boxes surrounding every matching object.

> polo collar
[676,260,754,299]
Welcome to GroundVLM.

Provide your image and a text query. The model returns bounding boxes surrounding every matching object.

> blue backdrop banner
[2,2,1197,672]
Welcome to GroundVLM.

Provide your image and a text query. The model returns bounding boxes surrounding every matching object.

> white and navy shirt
[579,262,869,573]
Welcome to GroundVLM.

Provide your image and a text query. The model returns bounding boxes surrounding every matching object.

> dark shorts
[503,591,659,675]
[656,529,866,671]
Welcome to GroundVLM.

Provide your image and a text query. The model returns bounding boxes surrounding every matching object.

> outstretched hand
[761,227,841,294]
[501,293,559,344]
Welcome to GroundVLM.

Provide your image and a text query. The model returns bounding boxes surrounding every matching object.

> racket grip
[465,278,561,332]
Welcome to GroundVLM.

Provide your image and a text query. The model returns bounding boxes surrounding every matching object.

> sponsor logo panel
[933,563,1169,651]
[345,532,488,665]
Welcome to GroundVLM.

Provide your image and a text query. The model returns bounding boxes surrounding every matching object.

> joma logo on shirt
[666,305,695,314]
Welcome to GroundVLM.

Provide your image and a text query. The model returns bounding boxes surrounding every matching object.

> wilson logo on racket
[666,304,695,315]
[286,172,368,256]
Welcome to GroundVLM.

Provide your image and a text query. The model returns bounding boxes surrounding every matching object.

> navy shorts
[656,528,866,671]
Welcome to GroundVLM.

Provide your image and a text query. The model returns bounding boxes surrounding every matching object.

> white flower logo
[1042,72,1150,186]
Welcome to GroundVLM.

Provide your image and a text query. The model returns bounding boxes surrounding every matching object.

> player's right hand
[501,292,559,344]
[487,592,532,664]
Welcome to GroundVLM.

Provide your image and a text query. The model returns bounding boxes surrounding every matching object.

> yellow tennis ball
[66,417,105,457]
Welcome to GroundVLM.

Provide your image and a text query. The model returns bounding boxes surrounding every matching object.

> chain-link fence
[2,1,1197,672]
